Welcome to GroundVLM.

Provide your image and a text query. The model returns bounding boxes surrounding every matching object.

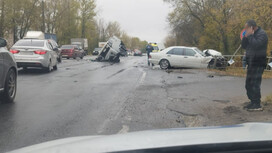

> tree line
[0,0,147,52]
[164,0,272,55]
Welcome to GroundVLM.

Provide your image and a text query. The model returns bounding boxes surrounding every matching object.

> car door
[0,50,4,88]
[165,48,184,67]
[183,48,201,68]
[47,42,58,65]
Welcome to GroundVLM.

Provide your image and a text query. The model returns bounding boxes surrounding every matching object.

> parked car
[10,39,58,72]
[48,39,62,63]
[61,45,84,59]
[92,48,102,55]
[149,46,212,69]
[0,38,17,102]
[134,50,142,56]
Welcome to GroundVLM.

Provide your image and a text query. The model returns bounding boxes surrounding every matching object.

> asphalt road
[1,56,272,152]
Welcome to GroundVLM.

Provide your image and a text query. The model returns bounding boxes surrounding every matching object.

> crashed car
[96,36,127,63]
[204,49,228,70]
[149,46,212,69]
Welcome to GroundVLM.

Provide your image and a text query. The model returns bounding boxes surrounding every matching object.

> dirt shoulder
[209,67,272,79]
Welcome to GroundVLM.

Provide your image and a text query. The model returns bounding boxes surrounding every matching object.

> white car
[10,39,58,72]
[149,46,212,69]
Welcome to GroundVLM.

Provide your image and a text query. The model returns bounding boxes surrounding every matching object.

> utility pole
[42,0,45,33]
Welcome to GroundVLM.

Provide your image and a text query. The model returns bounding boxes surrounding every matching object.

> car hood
[8,123,272,153]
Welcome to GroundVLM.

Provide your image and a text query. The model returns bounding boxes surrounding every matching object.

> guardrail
[210,55,272,71]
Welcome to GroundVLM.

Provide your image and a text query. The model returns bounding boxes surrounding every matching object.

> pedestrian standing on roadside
[241,19,268,111]
[146,43,154,66]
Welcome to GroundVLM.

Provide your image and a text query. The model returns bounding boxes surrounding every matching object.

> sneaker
[247,103,263,111]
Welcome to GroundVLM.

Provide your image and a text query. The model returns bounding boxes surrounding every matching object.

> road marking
[139,71,146,84]
[118,125,130,134]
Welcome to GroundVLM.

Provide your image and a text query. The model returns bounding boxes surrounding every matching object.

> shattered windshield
[1,0,272,152]
[194,48,206,57]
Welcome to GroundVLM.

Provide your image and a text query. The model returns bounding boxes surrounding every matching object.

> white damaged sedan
[149,46,213,69]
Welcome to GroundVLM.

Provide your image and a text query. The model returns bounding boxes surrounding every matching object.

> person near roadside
[146,43,154,66]
[241,19,268,111]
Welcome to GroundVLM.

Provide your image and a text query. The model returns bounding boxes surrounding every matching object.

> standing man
[146,43,154,66]
[242,19,268,111]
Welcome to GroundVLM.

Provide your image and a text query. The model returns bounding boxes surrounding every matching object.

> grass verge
[210,67,272,79]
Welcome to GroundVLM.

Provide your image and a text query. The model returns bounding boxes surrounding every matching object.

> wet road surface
[1,56,272,152]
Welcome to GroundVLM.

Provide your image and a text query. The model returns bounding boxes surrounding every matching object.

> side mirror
[53,48,58,51]
[0,38,7,47]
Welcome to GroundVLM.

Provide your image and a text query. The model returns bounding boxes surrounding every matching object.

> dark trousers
[147,52,150,66]
[245,66,264,104]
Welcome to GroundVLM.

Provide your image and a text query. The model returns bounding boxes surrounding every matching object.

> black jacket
[146,45,154,53]
[241,27,268,67]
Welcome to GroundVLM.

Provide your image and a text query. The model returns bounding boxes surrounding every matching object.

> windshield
[194,48,206,56]
[2,0,272,152]
[14,40,44,47]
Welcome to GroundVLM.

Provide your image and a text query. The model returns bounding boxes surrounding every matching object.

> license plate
[20,52,33,55]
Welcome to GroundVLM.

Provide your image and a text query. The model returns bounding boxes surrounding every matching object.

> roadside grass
[264,94,272,105]
[210,67,272,79]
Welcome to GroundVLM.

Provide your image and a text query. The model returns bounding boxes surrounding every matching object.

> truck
[96,36,127,63]
[71,38,88,53]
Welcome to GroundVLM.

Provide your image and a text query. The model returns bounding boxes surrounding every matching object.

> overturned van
[96,36,127,63]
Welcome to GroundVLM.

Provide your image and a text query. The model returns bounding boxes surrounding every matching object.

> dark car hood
[8,122,272,153]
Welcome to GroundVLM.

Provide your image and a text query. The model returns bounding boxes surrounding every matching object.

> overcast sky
[96,0,172,43]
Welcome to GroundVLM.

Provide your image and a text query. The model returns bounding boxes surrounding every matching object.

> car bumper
[15,58,48,68]
[62,54,74,58]
[149,59,160,65]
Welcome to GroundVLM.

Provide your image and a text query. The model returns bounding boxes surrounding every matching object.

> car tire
[67,57,70,59]
[160,59,170,69]
[1,69,17,103]
[53,64,58,70]
[45,60,52,73]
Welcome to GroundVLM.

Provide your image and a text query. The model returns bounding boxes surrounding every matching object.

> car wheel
[45,60,52,73]
[53,63,58,70]
[1,69,17,103]
[160,59,170,69]
[67,57,70,59]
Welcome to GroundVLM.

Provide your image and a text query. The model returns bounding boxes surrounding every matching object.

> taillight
[70,49,74,52]
[149,55,152,58]
[34,50,47,55]
[10,49,20,54]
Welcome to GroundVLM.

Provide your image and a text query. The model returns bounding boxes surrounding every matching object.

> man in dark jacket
[146,43,154,66]
[241,20,268,111]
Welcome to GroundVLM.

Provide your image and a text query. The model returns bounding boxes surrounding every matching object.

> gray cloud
[96,0,171,43]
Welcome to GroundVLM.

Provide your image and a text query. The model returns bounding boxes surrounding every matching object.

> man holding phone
[241,19,268,111]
